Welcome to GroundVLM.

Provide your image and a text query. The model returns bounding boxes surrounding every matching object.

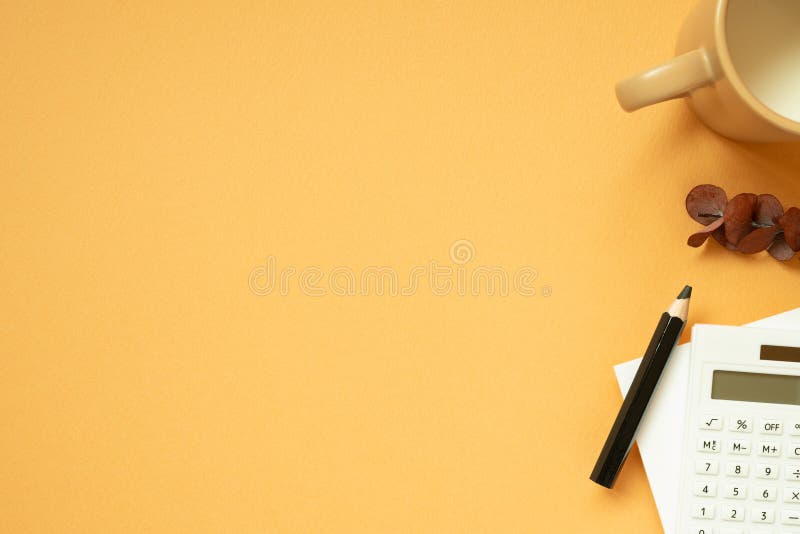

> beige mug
[616,0,800,142]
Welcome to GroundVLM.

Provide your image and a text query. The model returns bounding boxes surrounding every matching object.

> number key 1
[692,503,715,519]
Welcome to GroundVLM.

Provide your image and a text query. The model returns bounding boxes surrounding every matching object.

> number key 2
[722,505,744,521]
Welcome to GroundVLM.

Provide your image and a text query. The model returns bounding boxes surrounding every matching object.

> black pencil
[589,285,692,489]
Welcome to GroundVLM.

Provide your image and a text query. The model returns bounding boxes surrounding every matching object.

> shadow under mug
[616,0,800,143]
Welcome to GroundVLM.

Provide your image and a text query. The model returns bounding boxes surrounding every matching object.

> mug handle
[615,48,716,112]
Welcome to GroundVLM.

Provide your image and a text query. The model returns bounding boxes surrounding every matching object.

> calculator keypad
[691,414,800,531]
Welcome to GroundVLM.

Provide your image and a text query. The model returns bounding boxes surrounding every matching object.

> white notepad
[613,307,800,534]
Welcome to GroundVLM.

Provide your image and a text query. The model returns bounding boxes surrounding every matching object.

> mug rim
[715,0,800,135]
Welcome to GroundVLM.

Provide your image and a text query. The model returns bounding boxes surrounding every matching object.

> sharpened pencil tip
[677,285,692,299]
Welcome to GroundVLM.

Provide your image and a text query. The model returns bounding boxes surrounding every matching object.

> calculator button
[789,442,800,458]
[729,417,752,433]
[783,485,800,503]
[700,415,723,430]
[721,505,744,521]
[698,438,721,453]
[696,459,719,475]
[689,528,716,534]
[790,421,800,436]
[786,464,800,481]
[694,480,717,497]
[693,503,715,519]
[757,441,781,456]
[754,485,777,501]
[782,509,800,525]
[719,529,742,534]
[760,419,783,434]
[726,462,749,477]
[751,507,775,523]
[723,484,746,499]
[756,464,777,479]
[727,440,750,455]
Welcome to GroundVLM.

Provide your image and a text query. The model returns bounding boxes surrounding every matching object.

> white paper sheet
[613,307,800,534]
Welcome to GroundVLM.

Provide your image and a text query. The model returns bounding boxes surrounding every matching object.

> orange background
[3,1,800,532]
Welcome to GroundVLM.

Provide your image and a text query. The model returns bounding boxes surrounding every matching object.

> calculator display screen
[712,370,800,405]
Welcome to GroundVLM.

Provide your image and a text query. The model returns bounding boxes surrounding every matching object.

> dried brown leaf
[723,193,758,246]
[768,234,796,261]
[755,194,784,226]
[779,207,800,251]
[711,226,735,250]
[737,226,779,254]
[686,184,727,225]
[688,217,725,247]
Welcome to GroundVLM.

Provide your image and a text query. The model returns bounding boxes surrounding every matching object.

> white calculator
[679,324,800,534]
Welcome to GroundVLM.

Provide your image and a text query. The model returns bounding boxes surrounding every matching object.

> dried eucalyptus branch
[686,184,800,261]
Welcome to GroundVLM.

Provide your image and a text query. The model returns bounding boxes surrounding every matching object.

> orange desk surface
[2,1,800,532]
